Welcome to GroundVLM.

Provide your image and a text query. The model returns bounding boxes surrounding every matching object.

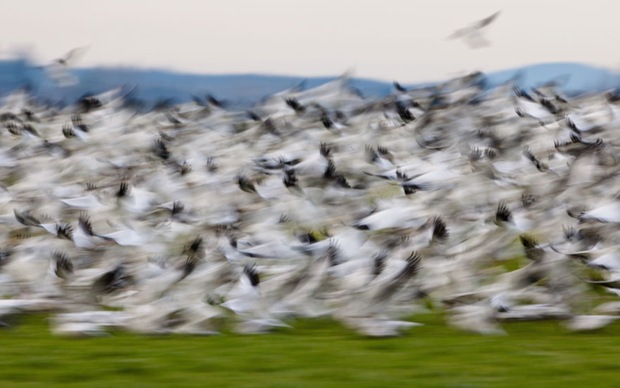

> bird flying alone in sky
[447,11,501,49]
[46,46,89,87]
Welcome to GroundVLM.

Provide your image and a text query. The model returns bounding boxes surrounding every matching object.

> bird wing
[448,11,500,41]
[61,46,89,67]
[447,26,471,40]
[475,11,501,29]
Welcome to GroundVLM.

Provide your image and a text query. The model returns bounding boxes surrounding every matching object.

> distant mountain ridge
[0,59,619,108]
[484,62,620,94]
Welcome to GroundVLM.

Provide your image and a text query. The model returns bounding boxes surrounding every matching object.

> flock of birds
[1,65,620,338]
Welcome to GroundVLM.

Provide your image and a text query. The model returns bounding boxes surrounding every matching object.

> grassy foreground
[1,313,619,387]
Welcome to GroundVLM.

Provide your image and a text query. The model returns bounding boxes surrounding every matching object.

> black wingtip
[404,251,422,277]
[152,138,170,161]
[283,169,298,188]
[521,192,536,208]
[53,251,74,279]
[56,223,73,241]
[393,81,407,92]
[432,216,449,241]
[496,202,513,223]
[320,142,333,158]
[327,241,341,266]
[247,111,261,121]
[116,181,130,198]
[372,250,388,277]
[243,263,260,287]
[78,213,94,236]
[323,159,337,179]
[236,174,257,193]
[285,97,305,113]
[519,234,538,249]
[171,201,185,215]
[206,157,218,173]
[185,236,204,257]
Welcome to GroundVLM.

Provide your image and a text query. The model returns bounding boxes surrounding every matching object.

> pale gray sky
[1,0,618,83]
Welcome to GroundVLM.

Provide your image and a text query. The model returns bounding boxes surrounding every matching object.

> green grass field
[1,313,619,387]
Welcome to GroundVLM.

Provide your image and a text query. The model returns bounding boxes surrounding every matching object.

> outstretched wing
[475,11,501,29]
[59,46,89,67]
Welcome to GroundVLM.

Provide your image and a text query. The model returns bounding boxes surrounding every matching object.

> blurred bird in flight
[45,46,89,87]
[447,11,501,49]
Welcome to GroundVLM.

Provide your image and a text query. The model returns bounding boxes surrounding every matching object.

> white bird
[45,47,88,87]
[563,315,620,332]
[448,11,501,49]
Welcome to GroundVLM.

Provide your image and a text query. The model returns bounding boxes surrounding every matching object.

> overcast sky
[1,0,618,83]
